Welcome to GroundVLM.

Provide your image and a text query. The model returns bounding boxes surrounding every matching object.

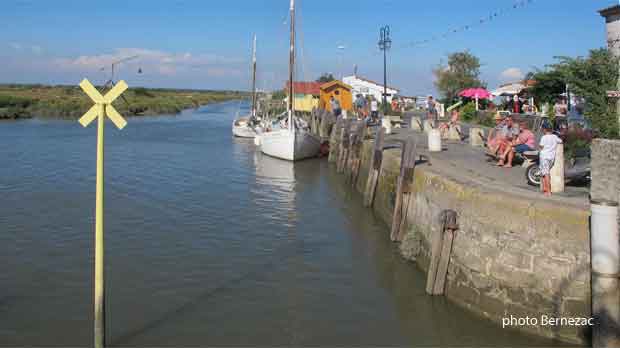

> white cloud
[499,67,524,82]
[53,48,242,78]
[9,43,43,54]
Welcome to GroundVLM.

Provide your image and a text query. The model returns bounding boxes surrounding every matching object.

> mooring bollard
[447,125,462,141]
[428,129,442,152]
[390,137,417,242]
[426,210,458,296]
[469,128,485,147]
[423,119,433,134]
[591,199,620,348]
[363,127,386,207]
[382,118,392,135]
[551,143,565,193]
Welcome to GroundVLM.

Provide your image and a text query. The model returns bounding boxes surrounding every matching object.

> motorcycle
[523,151,591,187]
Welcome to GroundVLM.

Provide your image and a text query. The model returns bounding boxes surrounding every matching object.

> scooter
[523,151,591,187]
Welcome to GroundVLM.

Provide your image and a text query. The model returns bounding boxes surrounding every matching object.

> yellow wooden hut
[286,81,321,112]
[319,80,353,112]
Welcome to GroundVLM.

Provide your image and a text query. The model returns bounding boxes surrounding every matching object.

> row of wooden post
[330,117,458,297]
[309,108,337,140]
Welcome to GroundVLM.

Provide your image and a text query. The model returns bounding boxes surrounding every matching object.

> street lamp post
[337,45,346,80]
[378,25,392,115]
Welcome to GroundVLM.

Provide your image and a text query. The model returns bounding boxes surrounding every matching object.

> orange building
[319,80,353,112]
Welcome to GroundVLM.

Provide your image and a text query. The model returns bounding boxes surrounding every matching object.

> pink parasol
[459,88,492,99]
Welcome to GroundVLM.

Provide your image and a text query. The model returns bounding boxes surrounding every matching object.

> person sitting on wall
[487,113,506,155]
[496,116,520,166]
[499,121,536,168]
[438,109,461,137]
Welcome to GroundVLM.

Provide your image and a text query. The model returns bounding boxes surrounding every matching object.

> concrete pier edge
[327,120,592,345]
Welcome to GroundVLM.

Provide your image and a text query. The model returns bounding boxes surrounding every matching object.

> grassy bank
[0,84,247,120]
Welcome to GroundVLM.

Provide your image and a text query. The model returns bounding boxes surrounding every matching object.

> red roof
[285,81,322,96]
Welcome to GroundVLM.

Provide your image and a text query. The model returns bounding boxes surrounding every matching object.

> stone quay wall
[330,128,592,344]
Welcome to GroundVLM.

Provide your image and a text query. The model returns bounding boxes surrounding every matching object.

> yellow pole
[94,104,106,348]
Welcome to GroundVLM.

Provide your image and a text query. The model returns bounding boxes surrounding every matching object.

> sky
[0,0,615,95]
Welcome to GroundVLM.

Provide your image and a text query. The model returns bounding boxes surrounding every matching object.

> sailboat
[232,34,260,138]
[257,0,321,161]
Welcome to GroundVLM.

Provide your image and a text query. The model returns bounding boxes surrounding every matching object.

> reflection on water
[0,101,558,347]
[253,151,297,227]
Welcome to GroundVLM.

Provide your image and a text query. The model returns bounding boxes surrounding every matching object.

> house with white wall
[342,75,400,104]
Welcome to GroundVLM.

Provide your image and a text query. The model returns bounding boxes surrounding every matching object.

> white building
[342,75,400,104]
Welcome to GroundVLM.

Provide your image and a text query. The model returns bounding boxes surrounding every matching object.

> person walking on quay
[370,96,379,123]
[511,95,522,114]
[539,123,563,197]
[426,95,438,128]
[355,94,367,119]
[330,96,342,118]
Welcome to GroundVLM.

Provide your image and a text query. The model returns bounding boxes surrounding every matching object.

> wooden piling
[337,119,352,173]
[390,137,417,242]
[328,117,343,163]
[363,127,386,207]
[348,121,366,187]
[426,210,458,295]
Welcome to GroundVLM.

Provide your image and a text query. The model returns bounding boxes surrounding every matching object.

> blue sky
[0,0,614,95]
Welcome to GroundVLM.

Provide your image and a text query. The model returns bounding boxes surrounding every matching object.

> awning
[492,83,525,96]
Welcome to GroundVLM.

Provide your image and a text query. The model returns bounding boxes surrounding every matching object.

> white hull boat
[257,0,320,162]
[232,35,259,139]
[232,117,258,138]
[260,127,320,161]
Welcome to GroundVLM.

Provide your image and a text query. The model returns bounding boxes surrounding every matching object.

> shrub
[460,102,477,122]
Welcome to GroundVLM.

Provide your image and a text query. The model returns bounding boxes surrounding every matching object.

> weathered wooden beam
[363,127,386,207]
[337,119,352,173]
[390,137,417,242]
[328,117,343,163]
[426,210,459,295]
[348,121,366,186]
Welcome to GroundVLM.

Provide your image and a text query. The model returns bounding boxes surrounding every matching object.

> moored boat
[259,0,320,161]
[232,35,259,139]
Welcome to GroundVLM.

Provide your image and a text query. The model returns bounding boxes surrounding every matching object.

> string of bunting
[405,0,535,49]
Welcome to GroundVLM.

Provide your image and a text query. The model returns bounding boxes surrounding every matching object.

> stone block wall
[344,136,592,344]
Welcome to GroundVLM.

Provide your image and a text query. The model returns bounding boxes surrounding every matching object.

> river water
[0,101,557,347]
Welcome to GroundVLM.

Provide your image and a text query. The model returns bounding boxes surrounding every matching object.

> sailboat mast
[250,34,258,119]
[288,0,295,130]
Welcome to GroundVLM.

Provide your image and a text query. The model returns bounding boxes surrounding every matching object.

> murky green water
[0,101,559,347]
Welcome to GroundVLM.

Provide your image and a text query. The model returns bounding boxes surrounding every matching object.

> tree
[527,69,565,106]
[316,73,335,83]
[529,48,619,139]
[433,51,485,104]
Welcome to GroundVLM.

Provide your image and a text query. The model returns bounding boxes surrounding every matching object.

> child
[539,124,563,197]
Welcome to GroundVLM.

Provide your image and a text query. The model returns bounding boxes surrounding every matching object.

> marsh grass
[0,84,247,119]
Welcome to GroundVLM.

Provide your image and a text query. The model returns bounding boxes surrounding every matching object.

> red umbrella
[459,88,492,99]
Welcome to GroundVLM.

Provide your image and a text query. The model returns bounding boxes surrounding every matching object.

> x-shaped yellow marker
[79,79,128,130]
